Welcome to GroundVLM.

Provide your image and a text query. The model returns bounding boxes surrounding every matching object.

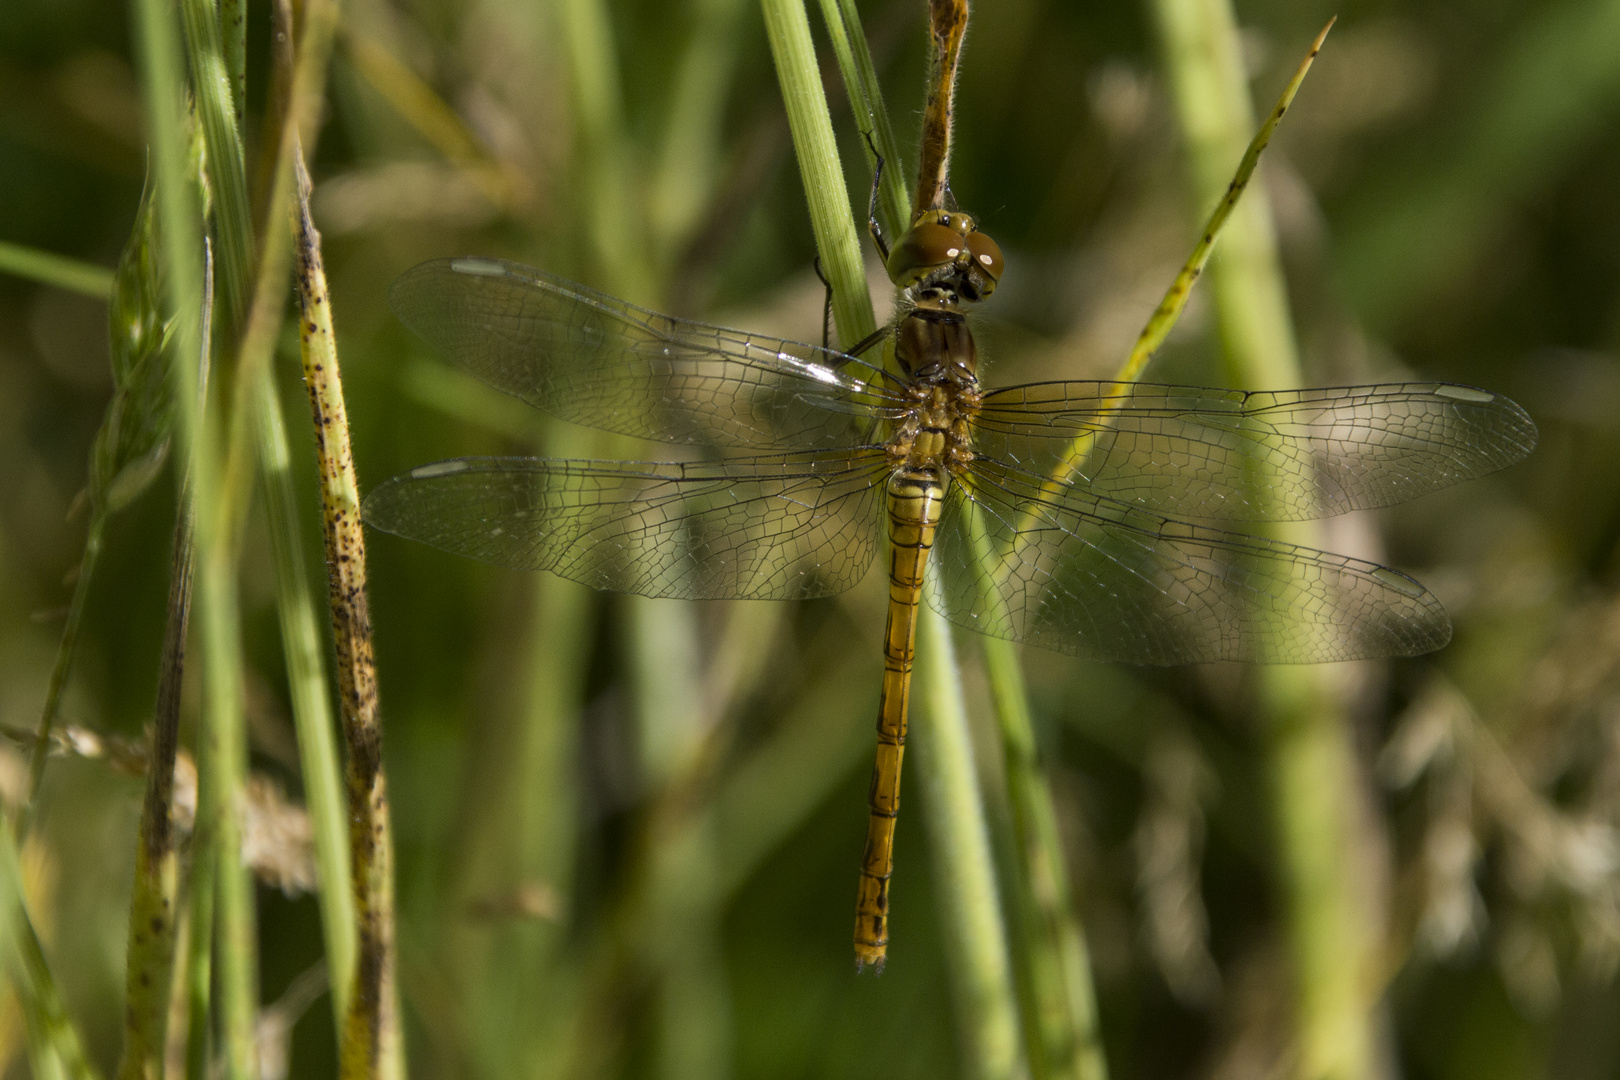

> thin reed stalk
[172,0,261,1071]
[115,248,210,1080]
[915,594,1028,1080]
[914,0,967,216]
[183,847,214,1080]
[978,635,1108,1080]
[217,0,342,540]
[117,501,193,1080]
[1148,4,1374,1079]
[140,0,260,1072]
[256,373,357,1027]
[290,151,404,1080]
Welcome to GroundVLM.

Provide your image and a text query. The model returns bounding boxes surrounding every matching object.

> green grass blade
[255,369,357,1029]
[135,0,258,1070]
[978,635,1108,1080]
[1120,17,1331,384]
[116,488,194,1080]
[814,0,911,239]
[0,240,114,297]
[759,0,876,346]
[1148,6,1373,1080]
[915,590,1027,1080]
[176,0,253,324]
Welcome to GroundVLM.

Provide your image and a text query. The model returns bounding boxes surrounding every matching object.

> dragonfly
[362,217,1536,969]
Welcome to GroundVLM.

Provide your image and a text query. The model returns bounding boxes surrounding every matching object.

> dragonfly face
[884,209,1003,305]
[363,254,1535,969]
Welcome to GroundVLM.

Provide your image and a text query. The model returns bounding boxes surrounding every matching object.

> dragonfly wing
[930,457,1450,664]
[390,258,902,451]
[973,381,1536,521]
[363,450,889,600]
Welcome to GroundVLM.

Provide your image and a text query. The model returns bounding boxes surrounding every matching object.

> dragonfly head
[885,210,1004,307]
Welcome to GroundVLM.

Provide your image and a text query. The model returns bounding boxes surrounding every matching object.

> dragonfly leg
[811,256,835,351]
[865,130,891,264]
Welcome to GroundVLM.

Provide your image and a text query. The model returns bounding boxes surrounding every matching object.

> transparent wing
[932,457,1450,664]
[389,258,905,451]
[973,381,1537,521]
[362,450,889,600]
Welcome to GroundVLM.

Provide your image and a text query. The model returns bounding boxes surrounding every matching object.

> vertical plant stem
[218,0,342,540]
[177,0,253,323]
[133,0,259,1069]
[290,149,403,1080]
[220,0,246,120]
[184,848,214,1080]
[117,485,197,1080]
[195,541,258,1080]
[1148,4,1372,1079]
[979,635,1108,1080]
[256,370,357,1028]
[915,593,1027,1080]
[121,225,215,1080]
[814,0,911,238]
[172,0,265,1074]
[759,0,876,347]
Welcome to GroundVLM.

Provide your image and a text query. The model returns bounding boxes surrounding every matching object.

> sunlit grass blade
[139,0,257,1070]
[978,636,1108,1080]
[1118,16,1333,385]
[177,0,252,323]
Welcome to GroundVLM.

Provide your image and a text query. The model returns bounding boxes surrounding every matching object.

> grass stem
[759,0,876,347]
[255,368,357,1028]
[116,480,195,1080]
[291,150,404,1080]
[978,635,1108,1080]
[1148,5,1373,1078]
[915,592,1027,1080]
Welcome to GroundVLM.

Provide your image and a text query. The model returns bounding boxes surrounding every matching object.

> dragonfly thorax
[886,314,981,476]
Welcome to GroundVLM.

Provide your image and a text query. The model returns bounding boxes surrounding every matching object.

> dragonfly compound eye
[965,230,1004,285]
[885,220,967,288]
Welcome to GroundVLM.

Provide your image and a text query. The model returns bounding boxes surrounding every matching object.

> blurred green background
[1,0,1616,1077]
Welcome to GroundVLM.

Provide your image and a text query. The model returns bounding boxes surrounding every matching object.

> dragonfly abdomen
[855,468,948,971]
